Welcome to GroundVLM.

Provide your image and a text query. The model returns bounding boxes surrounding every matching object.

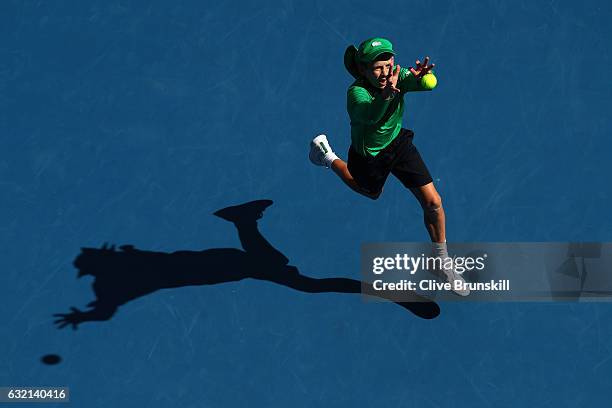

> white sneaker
[441,266,470,297]
[309,134,336,168]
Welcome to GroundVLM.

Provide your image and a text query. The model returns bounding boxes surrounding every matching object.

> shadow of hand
[53,307,88,330]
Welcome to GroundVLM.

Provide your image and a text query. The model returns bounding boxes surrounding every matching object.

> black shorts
[347,128,433,194]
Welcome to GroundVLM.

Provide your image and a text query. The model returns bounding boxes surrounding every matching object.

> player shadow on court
[53,200,440,329]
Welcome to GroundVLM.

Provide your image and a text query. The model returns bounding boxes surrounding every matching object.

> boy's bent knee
[423,196,442,212]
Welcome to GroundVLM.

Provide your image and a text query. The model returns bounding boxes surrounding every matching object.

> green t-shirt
[347,68,436,157]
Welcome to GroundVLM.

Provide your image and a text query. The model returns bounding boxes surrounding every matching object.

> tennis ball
[420,74,437,90]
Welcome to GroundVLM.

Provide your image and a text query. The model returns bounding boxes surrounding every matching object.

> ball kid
[309,37,469,296]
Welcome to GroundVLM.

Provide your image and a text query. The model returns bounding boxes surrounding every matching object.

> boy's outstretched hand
[409,56,435,78]
[381,64,401,100]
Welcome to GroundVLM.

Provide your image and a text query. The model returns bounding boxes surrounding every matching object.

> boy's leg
[408,182,445,243]
[409,182,469,296]
[310,134,382,199]
[330,159,381,199]
[388,130,443,242]
[390,130,469,295]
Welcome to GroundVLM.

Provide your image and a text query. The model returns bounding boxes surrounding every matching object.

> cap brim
[366,49,395,63]
[343,45,360,79]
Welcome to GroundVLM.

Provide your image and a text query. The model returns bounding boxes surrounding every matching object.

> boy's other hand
[381,64,401,99]
[409,56,435,78]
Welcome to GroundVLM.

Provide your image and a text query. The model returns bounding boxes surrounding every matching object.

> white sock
[324,152,339,168]
[432,240,448,259]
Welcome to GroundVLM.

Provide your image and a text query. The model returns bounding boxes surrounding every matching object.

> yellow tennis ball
[420,73,437,90]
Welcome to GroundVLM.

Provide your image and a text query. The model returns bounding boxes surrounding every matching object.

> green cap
[343,37,395,79]
[356,37,395,63]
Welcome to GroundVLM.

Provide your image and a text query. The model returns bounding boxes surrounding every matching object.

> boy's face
[359,56,395,89]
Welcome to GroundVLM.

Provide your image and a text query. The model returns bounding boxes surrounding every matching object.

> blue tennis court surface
[2,1,612,406]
